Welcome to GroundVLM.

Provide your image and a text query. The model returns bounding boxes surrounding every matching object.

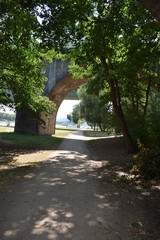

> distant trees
[72,104,81,125]
[67,114,72,123]
[67,105,81,128]
[0,112,15,121]
[69,84,120,133]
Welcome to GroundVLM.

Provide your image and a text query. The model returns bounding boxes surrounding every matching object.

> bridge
[15,59,88,135]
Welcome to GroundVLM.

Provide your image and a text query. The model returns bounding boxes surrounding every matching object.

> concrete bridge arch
[15,60,88,135]
[39,73,88,135]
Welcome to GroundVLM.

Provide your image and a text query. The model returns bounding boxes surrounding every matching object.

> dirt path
[0,130,160,240]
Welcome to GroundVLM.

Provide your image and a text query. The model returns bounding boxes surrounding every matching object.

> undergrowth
[130,141,160,182]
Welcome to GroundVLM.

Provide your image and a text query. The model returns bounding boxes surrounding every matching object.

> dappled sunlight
[1,150,159,240]
[0,144,123,239]
[14,150,53,166]
[32,208,75,238]
[0,130,160,239]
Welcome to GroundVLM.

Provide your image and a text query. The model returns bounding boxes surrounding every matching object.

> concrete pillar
[14,110,39,135]
[38,111,57,135]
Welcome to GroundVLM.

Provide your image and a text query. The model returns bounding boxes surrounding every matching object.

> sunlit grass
[55,127,76,138]
[0,126,14,133]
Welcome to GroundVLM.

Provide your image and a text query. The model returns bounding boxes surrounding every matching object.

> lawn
[0,126,75,149]
[0,126,14,133]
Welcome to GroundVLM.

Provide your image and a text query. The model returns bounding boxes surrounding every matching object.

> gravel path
[0,130,160,240]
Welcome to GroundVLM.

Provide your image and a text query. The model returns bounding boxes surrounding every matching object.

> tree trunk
[110,78,137,153]
[99,121,103,132]
[100,56,136,153]
[131,94,136,111]
[144,78,151,116]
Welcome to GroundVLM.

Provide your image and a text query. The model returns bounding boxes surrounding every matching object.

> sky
[0,100,80,120]
[0,105,14,114]
[56,100,80,119]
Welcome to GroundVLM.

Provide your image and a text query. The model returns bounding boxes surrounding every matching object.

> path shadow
[0,144,160,239]
[0,134,160,239]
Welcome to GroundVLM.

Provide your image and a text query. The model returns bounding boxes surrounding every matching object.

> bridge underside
[15,74,88,135]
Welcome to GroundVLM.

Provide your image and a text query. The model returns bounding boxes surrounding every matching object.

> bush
[130,141,160,181]
[125,110,160,148]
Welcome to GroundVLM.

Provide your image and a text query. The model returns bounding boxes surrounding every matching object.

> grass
[0,126,74,150]
[0,126,75,190]
[0,126,14,132]
[55,127,77,138]
[83,129,116,138]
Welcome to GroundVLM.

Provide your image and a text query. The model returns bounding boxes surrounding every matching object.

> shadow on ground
[0,134,160,240]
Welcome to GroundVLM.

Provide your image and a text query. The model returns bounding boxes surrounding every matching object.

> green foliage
[41,49,68,62]
[130,141,160,181]
[67,114,72,123]
[73,83,120,133]
[58,0,159,151]
[1,0,160,154]
[125,112,149,145]
[0,1,55,116]
[124,91,160,148]
[72,104,81,124]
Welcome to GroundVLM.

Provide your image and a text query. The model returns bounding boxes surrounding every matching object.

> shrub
[130,140,160,181]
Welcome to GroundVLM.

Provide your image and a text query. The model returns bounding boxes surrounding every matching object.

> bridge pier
[14,111,56,135]
[14,110,39,135]
[38,111,57,135]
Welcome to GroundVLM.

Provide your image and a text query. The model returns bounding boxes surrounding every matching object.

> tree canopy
[41,0,159,152]
[1,0,160,152]
[0,0,55,115]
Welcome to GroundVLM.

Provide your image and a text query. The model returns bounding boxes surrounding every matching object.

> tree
[77,85,98,130]
[67,1,159,151]
[1,0,160,152]
[71,84,119,133]
[0,1,55,116]
[72,104,81,125]
[67,114,72,123]
[31,0,160,152]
